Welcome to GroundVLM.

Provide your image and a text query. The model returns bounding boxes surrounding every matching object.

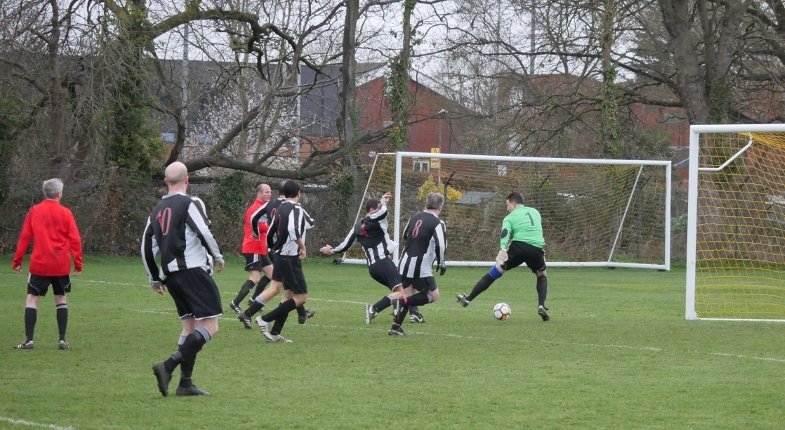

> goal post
[343,151,671,271]
[686,124,785,321]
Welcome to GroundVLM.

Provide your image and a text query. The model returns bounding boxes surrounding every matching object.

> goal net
[686,124,785,321]
[342,152,671,270]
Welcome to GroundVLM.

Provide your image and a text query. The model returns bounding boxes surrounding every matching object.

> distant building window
[509,88,525,106]
[497,164,507,176]
[413,159,429,172]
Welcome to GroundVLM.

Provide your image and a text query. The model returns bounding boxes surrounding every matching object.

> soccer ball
[493,302,511,320]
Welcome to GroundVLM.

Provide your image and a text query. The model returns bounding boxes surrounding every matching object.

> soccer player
[456,191,550,321]
[142,161,225,396]
[320,191,423,324]
[254,180,315,342]
[237,181,315,327]
[388,192,447,336]
[247,180,286,303]
[12,178,83,350]
[227,182,274,325]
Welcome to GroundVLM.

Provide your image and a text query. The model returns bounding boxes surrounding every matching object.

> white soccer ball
[493,302,511,320]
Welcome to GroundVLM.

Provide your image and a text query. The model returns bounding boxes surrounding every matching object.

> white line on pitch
[125,307,785,364]
[0,416,75,430]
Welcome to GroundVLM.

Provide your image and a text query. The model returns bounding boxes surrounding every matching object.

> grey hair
[42,178,64,199]
[425,192,445,210]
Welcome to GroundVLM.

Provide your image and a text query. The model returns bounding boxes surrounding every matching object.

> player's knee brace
[489,266,504,280]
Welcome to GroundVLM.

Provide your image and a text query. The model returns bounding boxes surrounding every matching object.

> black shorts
[503,241,547,273]
[271,255,307,294]
[27,274,71,296]
[401,276,438,293]
[369,258,402,290]
[164,268,223,320]
[244,253,272,272]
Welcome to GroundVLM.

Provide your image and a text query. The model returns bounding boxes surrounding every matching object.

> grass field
[1,255,784,429]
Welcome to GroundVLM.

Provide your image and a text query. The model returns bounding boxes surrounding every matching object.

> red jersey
[241,199,270,254]
[13,199,83,276]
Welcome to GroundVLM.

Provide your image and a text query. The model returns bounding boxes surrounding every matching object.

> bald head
[164,162,188,191]
[256,183,272,202]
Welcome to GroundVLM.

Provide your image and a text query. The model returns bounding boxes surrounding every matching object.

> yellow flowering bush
[416,175,463,202]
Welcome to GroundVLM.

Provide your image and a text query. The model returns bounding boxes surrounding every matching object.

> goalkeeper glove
[495,249,508,267]
[438,263,447,276]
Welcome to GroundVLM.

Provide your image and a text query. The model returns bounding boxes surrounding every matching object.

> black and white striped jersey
[269,200,314,257]
[332,203,396,266]
[141,193,223,282]
[397,210,446,278]
[264,198,284,250]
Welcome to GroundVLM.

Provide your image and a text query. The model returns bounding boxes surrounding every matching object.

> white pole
[393,152,403,261]
[685,126,701,320]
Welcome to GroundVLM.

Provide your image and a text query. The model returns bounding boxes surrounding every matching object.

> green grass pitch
[1,255,784,429]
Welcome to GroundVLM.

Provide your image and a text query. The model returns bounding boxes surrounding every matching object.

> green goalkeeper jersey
[500,205,544,249]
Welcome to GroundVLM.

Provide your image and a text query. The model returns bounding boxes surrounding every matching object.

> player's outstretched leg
[459,266,504,307]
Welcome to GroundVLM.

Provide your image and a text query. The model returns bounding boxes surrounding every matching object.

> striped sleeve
[186,201,223,263]
[141,217,162,282]
[433,220,447,267]
[332,226,357,253]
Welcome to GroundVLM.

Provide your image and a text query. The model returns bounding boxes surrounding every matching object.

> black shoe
[456,293,471,307]
[238,313,252,329]
[57,340,70,350]
[175,385,210,396]
[538,305,550,321]
[409,313,425,323]
[14,340,33,350]
[388,323,406,336]
[152,361,172,397]
[298,309,316,324]
[228,301,243,315]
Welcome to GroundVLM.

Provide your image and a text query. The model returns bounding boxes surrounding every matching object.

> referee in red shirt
[12,178,83,350]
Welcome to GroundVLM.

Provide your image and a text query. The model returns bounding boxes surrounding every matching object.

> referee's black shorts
[271,255,308,294]
[165,268,223,320]
[244,253,272,272]
[369,258,402,290]
[503,241,546,273]
[27,274,72,296]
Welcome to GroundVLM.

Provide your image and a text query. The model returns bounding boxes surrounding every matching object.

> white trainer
[255,316,275,341]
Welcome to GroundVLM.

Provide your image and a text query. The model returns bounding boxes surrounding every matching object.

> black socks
[24,307,36,342]
[468,274,496,301]
[536,276,548,307]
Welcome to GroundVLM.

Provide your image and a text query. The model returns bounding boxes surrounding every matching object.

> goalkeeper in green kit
[456,192,550,321]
